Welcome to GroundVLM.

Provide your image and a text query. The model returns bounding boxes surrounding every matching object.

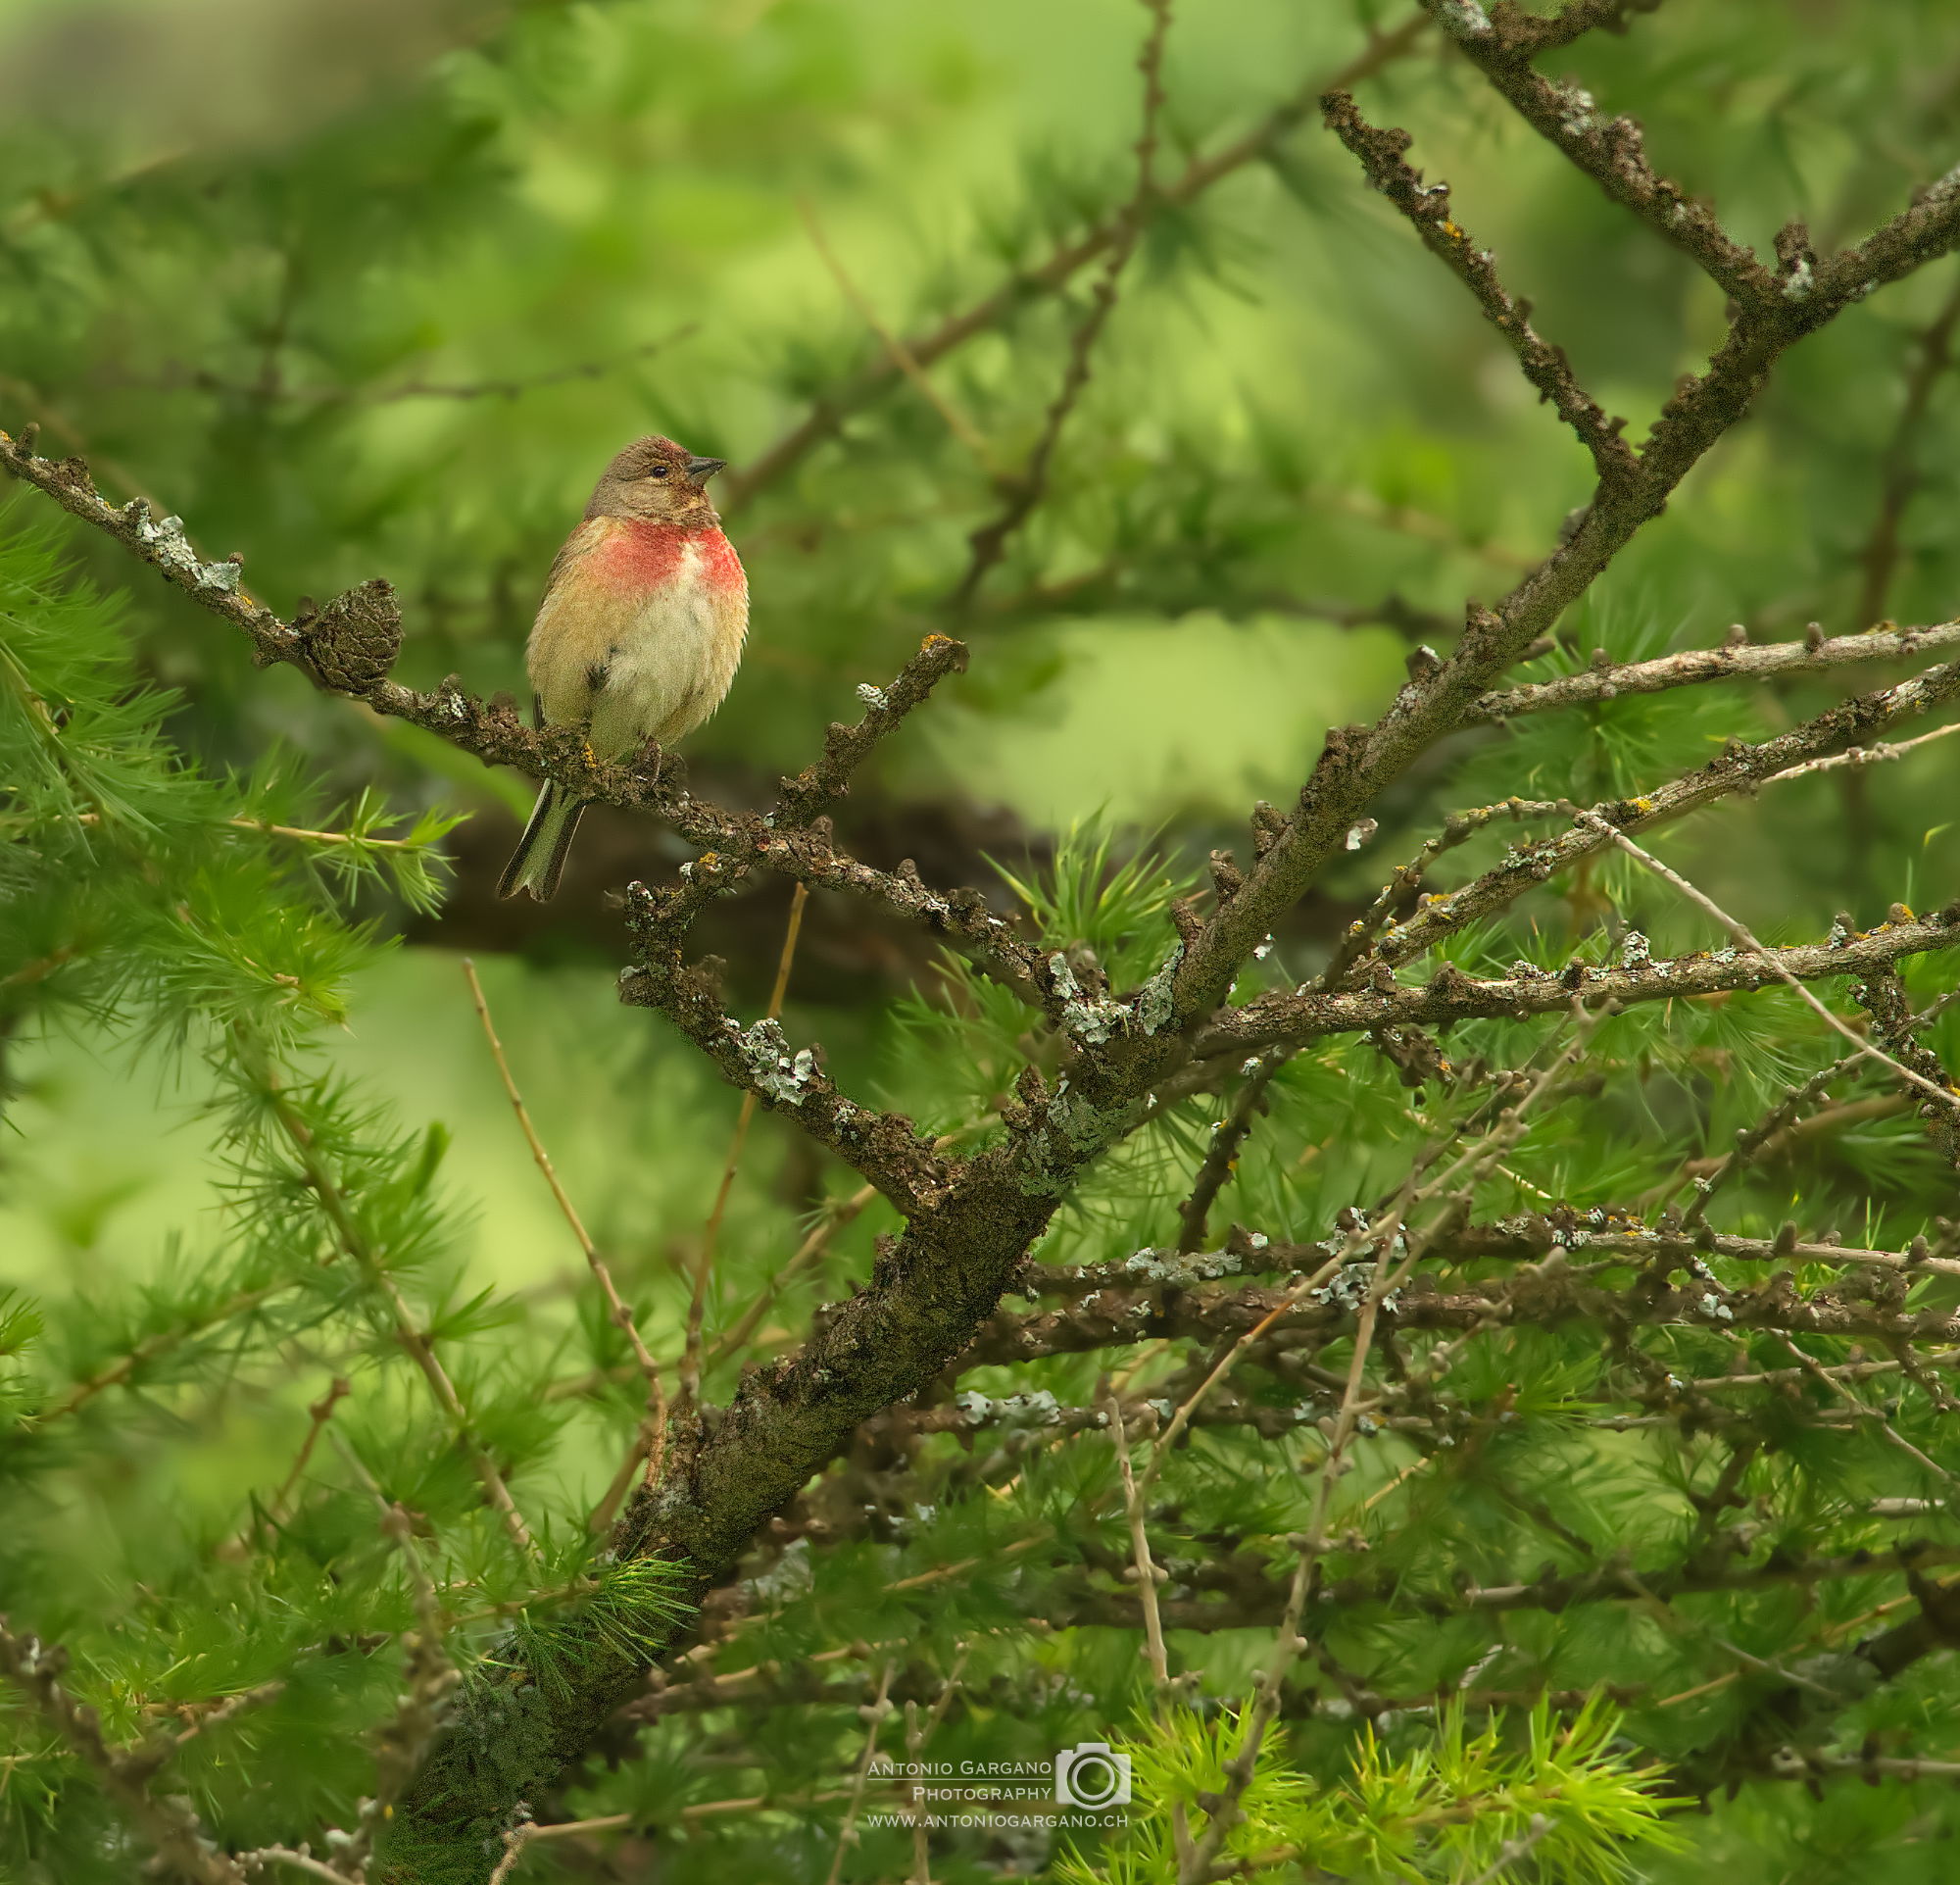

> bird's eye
[648,466,670,480]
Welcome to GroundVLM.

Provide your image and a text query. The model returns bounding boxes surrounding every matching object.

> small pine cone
[301,578,402,693]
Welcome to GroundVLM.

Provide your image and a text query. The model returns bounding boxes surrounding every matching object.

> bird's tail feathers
[497,782,586,902]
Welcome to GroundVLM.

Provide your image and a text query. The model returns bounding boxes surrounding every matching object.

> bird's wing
[542,516,616,598]
[527,519,643,725]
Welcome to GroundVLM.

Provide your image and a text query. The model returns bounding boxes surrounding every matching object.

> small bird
[499,435,748,901]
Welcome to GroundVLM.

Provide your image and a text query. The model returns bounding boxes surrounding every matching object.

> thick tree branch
[0,428,1057,1020]
[1147,180,1960,1050]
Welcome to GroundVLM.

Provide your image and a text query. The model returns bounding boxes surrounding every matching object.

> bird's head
[586,434,729,525]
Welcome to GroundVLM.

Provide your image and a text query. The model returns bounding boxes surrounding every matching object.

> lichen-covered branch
[1468,618,1960,722]
[1367,656,1960,972]
[1202,907,1960,1061]
[1320,90,1637,487]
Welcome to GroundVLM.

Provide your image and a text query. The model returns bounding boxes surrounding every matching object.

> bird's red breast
[586,520,745,598]
[528,514,750,753]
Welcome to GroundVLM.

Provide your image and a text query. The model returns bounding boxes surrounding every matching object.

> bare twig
[1857,269,1960,624]
[797,199,997,473]
[1571,811,1960,1119]
[1107,1395,1173,1691]
[1470,619,1960,723]
[950,0,1175,608]
[823,1662,896,1885]
[900,1647,968,1884]
[1848,966,1960,1164]
[721,13,1431,510]
[260,1375,351,1528]
[1764,716,1960,784]
[1772,1333,1960,1489]
[238,1848,350,1885]
[1173,1047,1288,1252]
[459,958,669,1528]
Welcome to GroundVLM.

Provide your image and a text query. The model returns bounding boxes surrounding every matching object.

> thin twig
[1772,1333,1960,1488]
[722,12,1430,510]
[1106,1395,1172,1691]
[123,327,698,409]
[823,1662,896,1885]
[1572,810,1960,1118]
[35,1280,295,1423]
[459,958,668,1529]
[70,810,422,849]
[487,1813,643,1885]
[238,1847,350,1885]
[1857,268,1960,624]
[1107,1392,1193,1871]
[900,1646,968,1885]
[1469,620,1960,724]
[1765,716,1960,784]
[325,1436,461,1869]
[0,372,161,509]
[251,1037,536,1557]
[950,0,1174,608]
[1665,984,1960,1220]
[1460,1814,1553,1885]
[259,1375,351,1531]
[1173,1005,1608,1880]
[1174,1048,1287,1253]
[797,198,998,473]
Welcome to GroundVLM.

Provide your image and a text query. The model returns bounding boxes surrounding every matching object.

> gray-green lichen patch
[1133,943,1183,1035]
[1017,1080,1138,1197]
[125,500,244,594]
[951,1388,1069,1429]
[1049,944,1185,1045]
[726,1017,819,1104]
[1437,0,1491,37]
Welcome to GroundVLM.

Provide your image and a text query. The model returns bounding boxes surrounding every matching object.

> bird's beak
[685,455,728,486]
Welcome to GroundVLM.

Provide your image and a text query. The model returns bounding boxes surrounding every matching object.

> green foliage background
[3,0,1960,1880]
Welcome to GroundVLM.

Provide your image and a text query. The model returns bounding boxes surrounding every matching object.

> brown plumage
[499,436,749,901]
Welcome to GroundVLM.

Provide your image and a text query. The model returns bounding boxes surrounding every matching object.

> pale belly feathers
[527,531,749,762]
